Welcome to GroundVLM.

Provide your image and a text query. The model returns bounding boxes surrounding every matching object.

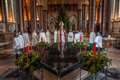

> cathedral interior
[0,0,120,80]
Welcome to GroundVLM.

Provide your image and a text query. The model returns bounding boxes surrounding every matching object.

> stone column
[30,0,37,32]
[37,6,43,30]
[42,0,48,31]
[43,10,48,30]
[82,4,86,32]
[114,0,119,20]
[89,0,96,32]
[2,0,8,32]
[15,0,24,32]
[78,1,82,31]
[101,0,111,36]
[19,0,24,32]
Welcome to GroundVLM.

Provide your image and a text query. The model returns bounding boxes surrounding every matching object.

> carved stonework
[48,15,58,32]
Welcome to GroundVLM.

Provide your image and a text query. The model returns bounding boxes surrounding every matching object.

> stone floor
[106,48,120,80]
[0,48,120,80]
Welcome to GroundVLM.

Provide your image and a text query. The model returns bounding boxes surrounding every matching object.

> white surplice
[68,32,74,42]
[46,30,51,44]
[39,32,47,42]
[32,32,38,46]
[74,32,80,43]
[18,34,25,49]
[89,32,96,44]
[95,35,102,48]
[22,33,30,47]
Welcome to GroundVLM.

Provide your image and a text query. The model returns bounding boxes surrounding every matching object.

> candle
[92,43,96,57]
[46,30,51,44]
[54,30,57,43]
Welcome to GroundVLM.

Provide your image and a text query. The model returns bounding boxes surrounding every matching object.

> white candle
[54,30,57,43]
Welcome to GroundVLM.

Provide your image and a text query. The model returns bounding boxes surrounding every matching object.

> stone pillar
[82,4,86,32]
[19,0,24,32]
[101,0,111,36]
[37,6,43,30]
[78,1,82,31]
[2,0,8,32]
[114,0,119,20]
[89,0,96,32]
[30,0,37,32]
[43,0,48,31]
[15,0,24,32]
[43,10,48,30]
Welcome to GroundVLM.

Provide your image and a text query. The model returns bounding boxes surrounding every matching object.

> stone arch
[48,15,58,32]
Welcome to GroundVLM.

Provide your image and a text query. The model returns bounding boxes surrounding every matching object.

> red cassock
[24,43,32,55]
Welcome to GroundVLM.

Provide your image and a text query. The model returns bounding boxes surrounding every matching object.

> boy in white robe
[89,31,96,44]
[88,30,96,50]
[39,29,47,42]
[46,29,51,44]
[18,32,25,51]
[22,31,30,47]
[32,31,38,46]
[74,31,80,43]
[13,33,20,59]
[68,29,74,42]
[95,32,102,51]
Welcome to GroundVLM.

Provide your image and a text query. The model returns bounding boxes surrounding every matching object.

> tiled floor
[0,48,120,80]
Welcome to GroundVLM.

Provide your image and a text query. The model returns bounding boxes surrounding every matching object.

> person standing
[32,30,38,46]
[13,33,20,59]
[95,32,103,52]
[89,30,96,50]
[79,30,84,43]
[46,29,51,44]
[18,32,25,52]
[39,29,47,43]
[68,29,74,43]
[74,30,80,43]
[22,30,30,47]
